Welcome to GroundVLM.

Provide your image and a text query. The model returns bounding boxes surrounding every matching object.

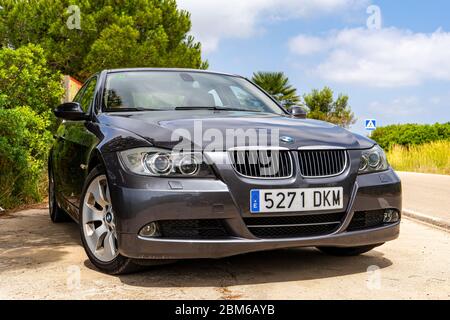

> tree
[0,0,208,80]
[252,71,300,108]
[303,87,356,128]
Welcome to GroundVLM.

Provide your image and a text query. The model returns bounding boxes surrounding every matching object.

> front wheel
[79,166,142,274]
[317,244,383,256]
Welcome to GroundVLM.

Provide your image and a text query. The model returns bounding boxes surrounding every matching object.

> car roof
[104,68,242,78]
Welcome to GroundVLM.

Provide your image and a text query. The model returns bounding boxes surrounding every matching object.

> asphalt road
[397,172,450,223]
[0,208,449,299]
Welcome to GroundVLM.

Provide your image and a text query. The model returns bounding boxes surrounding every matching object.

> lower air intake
[244,213,345,239]
[158,219,229,239]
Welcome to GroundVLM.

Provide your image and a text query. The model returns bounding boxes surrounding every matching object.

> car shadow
[84,247,393,287]
[2,209,393,286]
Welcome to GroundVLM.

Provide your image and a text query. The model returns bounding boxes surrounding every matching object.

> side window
[79,77,98,112]
[72,85,86,103]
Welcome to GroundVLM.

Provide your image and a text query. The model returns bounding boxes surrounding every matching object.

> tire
[48,166,72,223]
[317,244,383,257]
[79,165,143,275]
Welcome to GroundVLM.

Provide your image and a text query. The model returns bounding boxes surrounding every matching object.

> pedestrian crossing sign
[365,119,377,131]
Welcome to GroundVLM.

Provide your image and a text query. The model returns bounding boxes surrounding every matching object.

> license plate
[250,187,344,213]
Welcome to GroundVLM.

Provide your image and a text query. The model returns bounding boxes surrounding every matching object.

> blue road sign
[365,119,377,131]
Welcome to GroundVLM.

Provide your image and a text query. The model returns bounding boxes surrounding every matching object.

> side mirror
[54,102,88,121]
[290,106,308,119]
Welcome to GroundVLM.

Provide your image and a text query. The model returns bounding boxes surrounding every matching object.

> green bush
[0,107,53,208]
[0,44,63,209]
[371,123,450,150]
[0,44,64,121]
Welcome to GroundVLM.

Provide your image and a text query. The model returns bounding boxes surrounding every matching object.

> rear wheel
[317,244,383,256]
[48,167,71,223]
[79,166,143,274]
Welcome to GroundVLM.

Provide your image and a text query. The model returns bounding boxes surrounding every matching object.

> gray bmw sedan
[49,68,401,274]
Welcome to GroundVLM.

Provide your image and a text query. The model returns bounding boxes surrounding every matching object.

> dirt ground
[0,208,449,299]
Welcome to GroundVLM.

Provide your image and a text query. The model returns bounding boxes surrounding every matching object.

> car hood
[98,110,375,150]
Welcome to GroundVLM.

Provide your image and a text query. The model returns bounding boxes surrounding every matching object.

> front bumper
[104,152,401,260]
[118,223,399,259]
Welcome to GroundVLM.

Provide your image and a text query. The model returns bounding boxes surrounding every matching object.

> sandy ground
[0,208,449,300]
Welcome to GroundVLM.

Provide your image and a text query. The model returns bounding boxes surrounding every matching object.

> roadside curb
[403,209,450,232]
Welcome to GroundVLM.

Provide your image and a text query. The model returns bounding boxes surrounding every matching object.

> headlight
[144,153,172,175]
[119,147,214,177]
[358,145,389,174]
[178,154,201,175]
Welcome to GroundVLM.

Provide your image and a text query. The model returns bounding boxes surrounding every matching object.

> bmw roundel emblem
[280,136,294,144]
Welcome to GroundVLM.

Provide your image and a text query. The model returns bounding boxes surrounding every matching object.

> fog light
[383,209,400,223]
[139,222,160,237]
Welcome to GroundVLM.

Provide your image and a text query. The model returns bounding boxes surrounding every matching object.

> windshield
[103,71,285,115]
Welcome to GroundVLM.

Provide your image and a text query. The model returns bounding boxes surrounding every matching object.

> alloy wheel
[82,175,118,262]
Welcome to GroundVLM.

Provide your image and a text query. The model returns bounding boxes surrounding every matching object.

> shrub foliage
[0,45,63,208]
[0,44,64,116]
[0,107,53,207]
[371,123,450,150]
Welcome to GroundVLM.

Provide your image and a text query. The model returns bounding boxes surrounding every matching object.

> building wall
[63,75,83,102]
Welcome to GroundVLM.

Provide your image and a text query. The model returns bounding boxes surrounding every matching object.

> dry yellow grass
[387,140,450,175]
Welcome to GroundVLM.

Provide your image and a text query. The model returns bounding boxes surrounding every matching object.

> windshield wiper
[175,106,261,112]
[105,107,163,112]
[106,106,263,113]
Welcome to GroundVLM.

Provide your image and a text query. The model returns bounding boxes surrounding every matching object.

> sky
[177,0,450,134]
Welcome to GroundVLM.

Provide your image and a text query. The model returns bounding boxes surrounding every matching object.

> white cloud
[177,0,368,53]
[289,27,450,87]
[289,34,330,55]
